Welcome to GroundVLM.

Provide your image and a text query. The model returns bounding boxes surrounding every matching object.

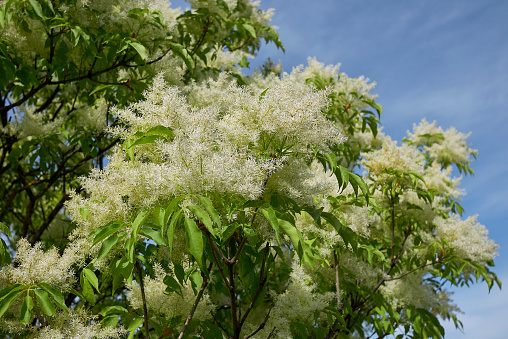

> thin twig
[240,243,270,327]
[245,306,273,339]
[135,260,150,339]
[178,262,214,339]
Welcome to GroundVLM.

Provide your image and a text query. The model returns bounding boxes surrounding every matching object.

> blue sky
[249,0,507,337]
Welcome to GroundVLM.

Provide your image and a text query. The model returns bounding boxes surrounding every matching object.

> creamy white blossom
[408,119,477,165]
[434,215,498,262]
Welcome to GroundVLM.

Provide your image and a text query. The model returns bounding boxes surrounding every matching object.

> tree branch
[178,262,214,339]
[239,243,270,328]
[135,260,151,339]
[29,193,71,244]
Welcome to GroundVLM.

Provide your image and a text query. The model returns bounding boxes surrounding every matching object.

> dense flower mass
[0,0,499,338]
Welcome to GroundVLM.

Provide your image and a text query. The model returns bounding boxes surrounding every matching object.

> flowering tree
[0,0,500,338]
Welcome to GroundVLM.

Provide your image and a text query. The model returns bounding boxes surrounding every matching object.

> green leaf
[27,0,44,20]
[0,222,11,238]
[324,153,337,172]
[174,263,185,285]
[99,305,128,317]
[0,288,22,318]
[0,284,23,300]
[144,125,174,139]
[129,135,166,148]
[349,172,369,203]
[37,283,67,312]
[242,23,257,38]
[278,219,304,259]
[89,84,113,96]
[91,221,124,247]
[34,289,55,317]
[96,234,120,261]
[162,196,185,234]
[243,227,258,247]
[81,276,95,305]
[168,41,195,73]
[19,294,33,324]
[221,223,239,241]
[129,42,148,60]
[45,0,54,14]
[334,166,349,192]
[127,318,144,339]
[139,227,168,247]
[184,218,204,271]
[70,26,90,47]
[83,268,99,292]
[189,270,202,295]
[259,208,280,245]
[167,209,183,253]
[101,315,119,327]
[163,275,182,296]
[187,205,216,237]
[195,195,221,229]
[79,207,90,221]
[132,209,151,238]
[0,238,11,264]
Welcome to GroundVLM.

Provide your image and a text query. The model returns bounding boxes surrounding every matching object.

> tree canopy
[0,1,500,338]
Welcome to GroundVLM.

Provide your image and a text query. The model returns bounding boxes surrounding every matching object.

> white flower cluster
[6,105,65,140]
[408,119,477,165]
[67,72,344,235]
[246,258,335,338]
[26,309,124,339]
[423,162,464,199]
[126,263,214,323]
[381,272,438,309]
[360,137,424,177]
[0,238,85,291]
[434,215,499,263]
[265,158,339,206]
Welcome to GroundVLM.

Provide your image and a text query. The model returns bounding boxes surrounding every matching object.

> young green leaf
[184,218,204,271]
[260,207,280,245]
[19,294,34,324]
[99,305,128,317]
[38,283,68,312]
[91,221,124,247]
[195,195,221,229]
[189,270,202,296]
[83,268,99,292]
[278,219,304,259]
[187,205,216,237]
[129,135,167,148]
[79,207,90,221]
[242,23,257,38]
[96,234,120,261]
[0,288,22,318]
[139,227,168,247]
[168,42,195,73]
[34,289,55,317]
[27,0,44,20]
[129,42,148,60]
[0,222,12,238]
[132,209,151,238]
[167,209,183,253]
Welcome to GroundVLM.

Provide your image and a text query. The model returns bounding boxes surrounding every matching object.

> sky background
[248,0,507,337]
